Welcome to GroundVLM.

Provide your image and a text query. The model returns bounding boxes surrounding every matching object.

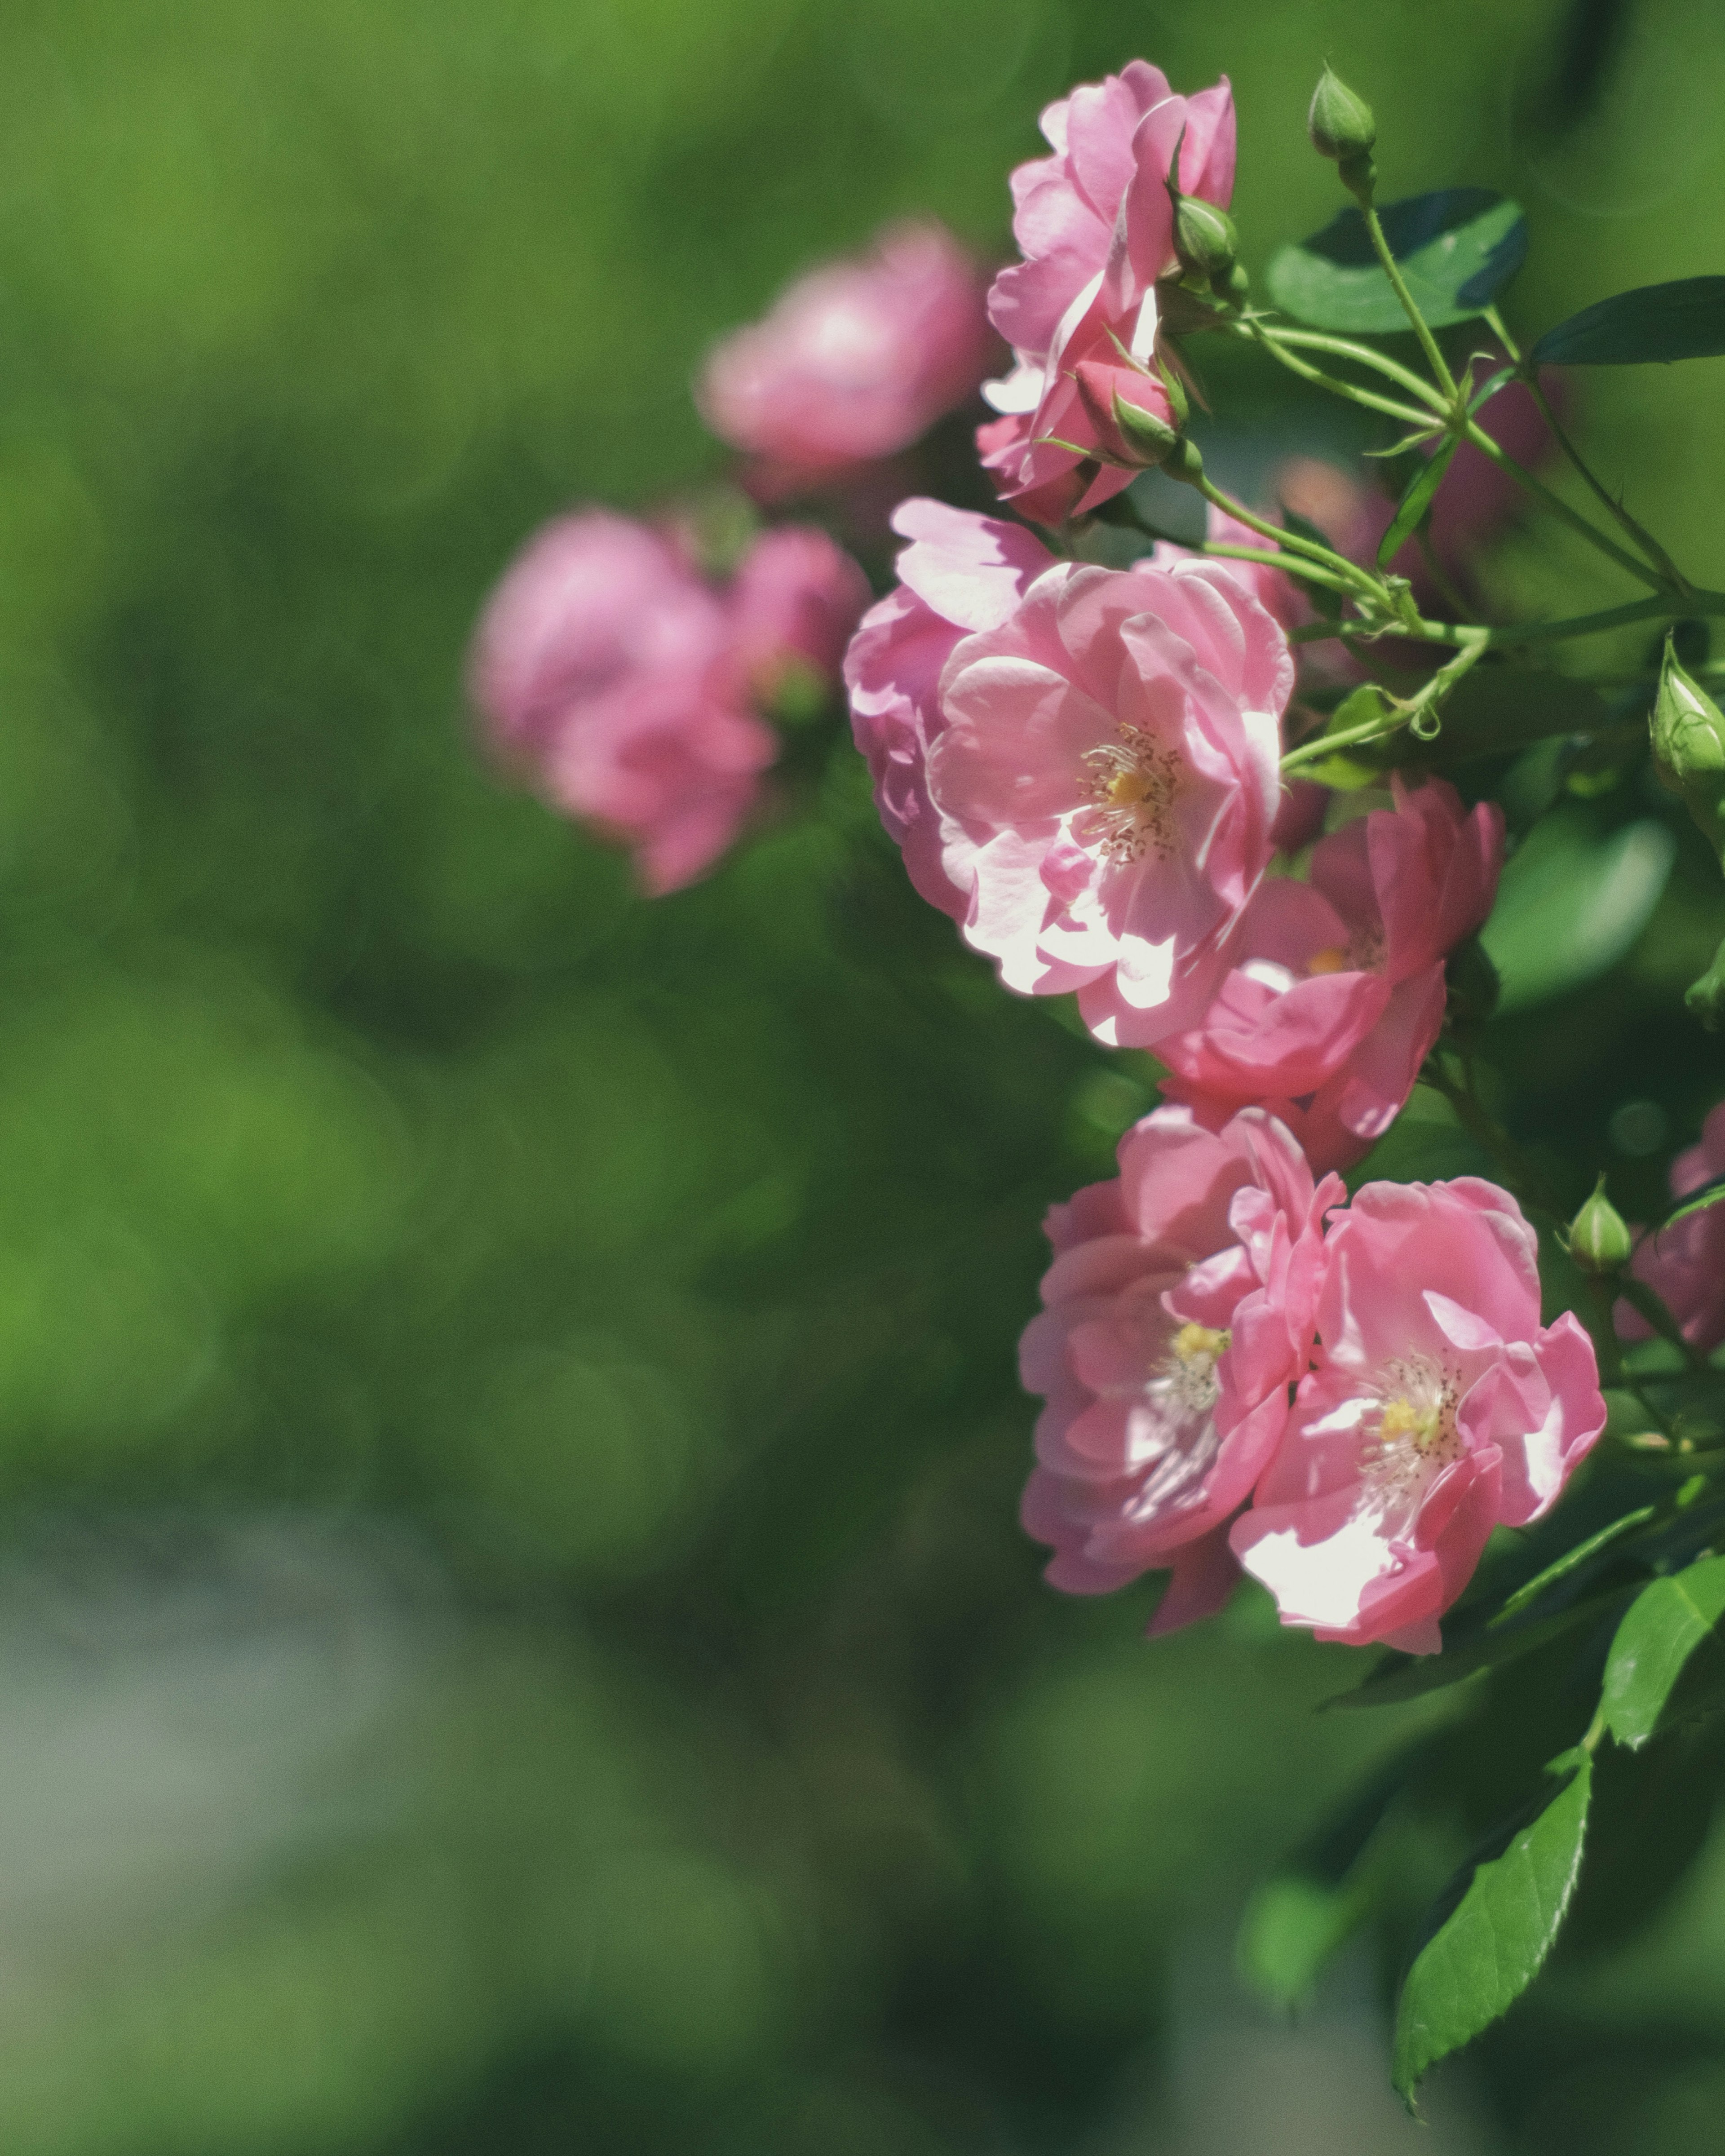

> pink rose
[844,497,1055,915]
[988,62,1235,367]
[726,525,871,700]
[978,64,1234,523]
[1232,1179,1606,1654]
[696,221,995,485]
[1155,779,1505,1171]
[471,508,866,895]
[1021,1103,1341,1629]
[924,554,1289,1044]
[1619,1102,1725,1355]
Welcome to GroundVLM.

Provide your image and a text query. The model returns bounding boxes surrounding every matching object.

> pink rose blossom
[696,221,995,486]
[1155,779,1505,1172]
[844,497,1055,914]
[1232,1179,1606,1654]
[978,65,1234,523]
[923,554,1289,1044]
[1619,1102,1725,1354]
[1021,1104,1341,1628]
[471,508,865,895]
[727,525,871,700]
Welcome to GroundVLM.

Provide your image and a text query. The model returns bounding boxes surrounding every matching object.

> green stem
[1278,631,1488,774]
[1617,1273,1713,1376]
[1243,319,1438,428]
[1255,322,1451,412]
[1201,542,1360,597]
[1361,201,1457,399]
[1461,417,1671,592]
[1191,473,1386,603]
[1484,305,1690,591]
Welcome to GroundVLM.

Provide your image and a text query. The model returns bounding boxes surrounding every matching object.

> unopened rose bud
[1169,188,1245,297]
[1307,66,1377,200]
[1566,1177,1634,1275]
[1073,358,1183,469]
[1651,637,1725,860]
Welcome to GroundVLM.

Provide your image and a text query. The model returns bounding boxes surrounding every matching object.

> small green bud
[1171,191,1243,288]
[1110,385,1181,466]
[1307,66,1377,200]
[1685,931,1725,1031]
[1651,637,1725,860]
[1566,1176,1634,1275]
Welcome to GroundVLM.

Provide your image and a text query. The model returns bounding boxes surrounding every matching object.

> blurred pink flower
[979,63,1234,524]
[1619,1102,1725,1355]
[1021,1103,1340,1626]
[844,497,1054,914]
[727,525,872,700]
[696,221,995,486]
[1232,1178,1605,1654]
[1155,779,1505,1171]
[471,508,865,895]
[922,555,1288,1043]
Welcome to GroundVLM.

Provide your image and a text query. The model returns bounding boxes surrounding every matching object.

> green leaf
[1265,189,1528,336]
[1392,1749,1592,2107]
[1531,277,1725,367]
[1326,1587,1632,1709]
[1489,1508,1657,1626]
[1601,1552,1725,1749]
[1296,684,1399,789]
[1377,435,1462,568]
[1659,1173,1725,1234]
[1480,803,1677,1013]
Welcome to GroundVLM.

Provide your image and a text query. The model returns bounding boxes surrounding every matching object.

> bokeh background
[4,0,1725,2149]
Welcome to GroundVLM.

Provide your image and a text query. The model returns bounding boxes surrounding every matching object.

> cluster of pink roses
[838,61,1610,1652]
[469,512,868,894]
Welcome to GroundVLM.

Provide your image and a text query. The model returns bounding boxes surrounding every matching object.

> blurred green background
[3,0,1724,2150]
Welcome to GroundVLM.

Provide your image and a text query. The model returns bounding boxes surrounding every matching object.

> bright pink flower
[988,62,1235,366]
[726,525,871,699]
[696,222,994,483]
[472,508,867,895]
[1155,779,1505,1172]
[1232,1179,1605,1654]
[923,555,1289,1043]
[1619,1102,1725,1354]
[844,497,1055,914]
[978,64,1234,524]
[1269,779,1330,856]
[1022,1104,1341,1625]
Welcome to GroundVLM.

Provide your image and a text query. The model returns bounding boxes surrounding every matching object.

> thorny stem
[1484,305,1690,592]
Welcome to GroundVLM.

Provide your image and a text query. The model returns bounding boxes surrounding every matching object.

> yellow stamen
[1107,768,1155,806]
[1308,946,1349,975]
[1172,1322,1230,1364]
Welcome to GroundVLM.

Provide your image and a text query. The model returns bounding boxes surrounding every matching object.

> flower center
[1161,1320,1230,1416]
[1358,1354,1464,1512]
[1077,725,1182,865]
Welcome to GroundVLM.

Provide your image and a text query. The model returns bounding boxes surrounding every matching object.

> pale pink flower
[978,63,1233,523]
[1155,779,1505,1172]
[1620,1102,1725,1354]
[1232,1179,1605,1654]
[696,221,994,484]
[844,497,1055,914]
[471,508,865,895]
[726,525,871,700]
[923,555,1289,1044]
[1022,1104,1341,1628]
[988,62,1235,367]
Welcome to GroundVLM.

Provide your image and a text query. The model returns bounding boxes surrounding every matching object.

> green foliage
[1393,1749,1593,2107]
[1481,803,1677,1011]
[1532,278,1725,367]
[1377,434,1460,567]
[1264,189,1527,334]
[1603,1554,1725,1748]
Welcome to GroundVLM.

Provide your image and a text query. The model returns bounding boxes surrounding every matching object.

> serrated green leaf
[1327,1586,1632,1709]
[1392,1749,1592,2106]
[1601,1553,1725,1748]
[1377,436,1462,568]
[1531,277,1725,366]
[1490,1508,1657,1626]
[1265,189,1527,336]
[1659,1173,1725,1233]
